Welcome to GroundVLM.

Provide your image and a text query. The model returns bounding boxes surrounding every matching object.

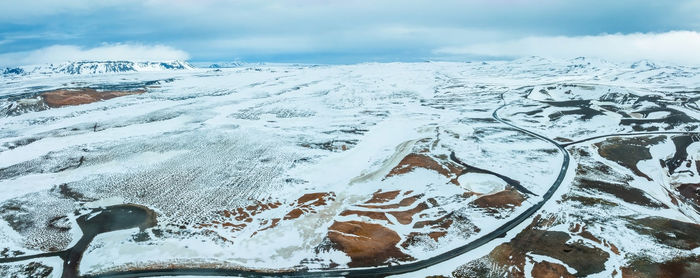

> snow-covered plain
[0,57,699,277]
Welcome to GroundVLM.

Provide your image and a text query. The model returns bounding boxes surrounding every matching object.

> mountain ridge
[1,60,193,76]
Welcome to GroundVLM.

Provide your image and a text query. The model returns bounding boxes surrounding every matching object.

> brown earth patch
[595,136,665,181]
[400,231,445,249]
[284,192,336,220]
[622,255,700,278]
[41,88,145,108]
[283,208,304,220]
[531,261,575,278]
[365,190,401,204]
[413,213,454,230]
[626,217,700,250]
[471,188,525,212]
[327,221,413,267]
[297,192,334,206]
[576,178,667,208]
[677,183,700,207]
[358,194,423,210]
[387,202,429,225]
[402,213,480,249]
[339,210,392,222]
[219,201,282,223]
[569,223,620,255]
[199,192,334,235]
[386,153,462,184]
[562,194,619,207]
[489,215,609,277]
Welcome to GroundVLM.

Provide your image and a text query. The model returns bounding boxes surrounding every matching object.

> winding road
[78,98,572,278]
[6,95,697,278]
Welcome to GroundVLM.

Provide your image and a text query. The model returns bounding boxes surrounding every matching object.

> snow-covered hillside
[0,58,698,278]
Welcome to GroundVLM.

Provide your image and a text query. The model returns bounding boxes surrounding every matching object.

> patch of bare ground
[595,136,665,180]
[386,151,462,184]
[41,88,145,108]
[626,217,700,250]
[471,188,525,213]
[332,189,478,260]
[622,255,700,278]
[284,192,336,220]
[531,261,575,278]
[487,215,609,277]
[569,223,620,255]
[562,194,619,207]
[364,190,402,204]
[575,178,667,208]
[387,202,429,225]
[452,257,507,278]
[338,189,432,233]
[347,189,443,226]
[339,210,392,222]
[327,221,413,267]
[356,190,421,210]
[196,192,335,237]
[402,213,480,248]
[677,183,700,206]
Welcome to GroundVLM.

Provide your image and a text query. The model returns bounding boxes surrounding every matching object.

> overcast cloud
[0,0,699,65]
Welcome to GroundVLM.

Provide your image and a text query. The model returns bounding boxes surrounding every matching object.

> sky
[0,0,699,66]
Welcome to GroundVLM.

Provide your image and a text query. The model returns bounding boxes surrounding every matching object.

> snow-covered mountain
[2,60,193,76]
[208,61,246,68]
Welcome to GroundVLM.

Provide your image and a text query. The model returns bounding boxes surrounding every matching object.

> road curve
[82,99,571,278]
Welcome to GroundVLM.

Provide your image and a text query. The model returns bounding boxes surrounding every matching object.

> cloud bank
[0,44,189,67]
[0,0,698,64]
[434,31,700,65]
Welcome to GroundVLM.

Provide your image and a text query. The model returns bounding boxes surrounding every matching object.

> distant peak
[630,60,658,70]
[4,60,194,76]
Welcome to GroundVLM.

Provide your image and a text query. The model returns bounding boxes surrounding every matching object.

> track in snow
[82,95,572,278]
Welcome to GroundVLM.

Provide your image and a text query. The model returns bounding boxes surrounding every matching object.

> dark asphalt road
[82,100,572,278]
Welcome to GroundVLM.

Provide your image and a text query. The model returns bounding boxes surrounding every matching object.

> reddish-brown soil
[677,183,700,206]
[358,194,422,210]
[569,223,620,255]
[401,213,480,249]
[413,213,454,229]
[471,189,525,211]
[338,190,429,224]
[575,178,667,208]
[531,261,575,278]
[388,202,429,224]
[595,136,665,181]
[386,153,462,184]
[327,221,413,267]
[622,256,700,278]
[41,88,145,108]
[219,201,282,223]
[626,217,700,250]
[197,192,335,237]
[339,210,392,222]
[365,190,402,204]
[297,192,334,206]
[488,215,609,277]
[284,192,336,220]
